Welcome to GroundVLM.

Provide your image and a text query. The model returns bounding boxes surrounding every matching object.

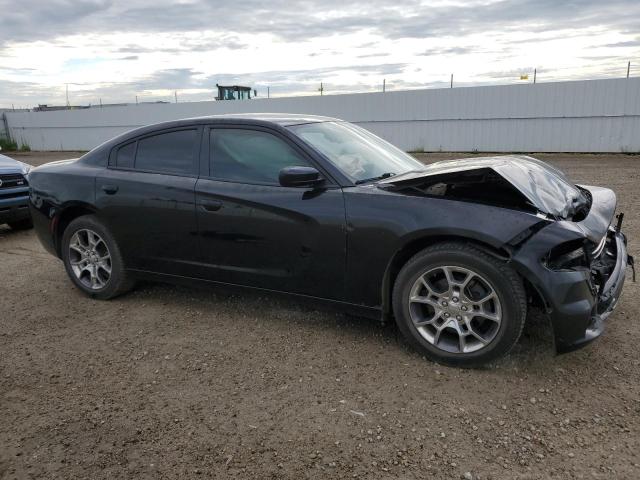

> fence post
[1,113,12,144]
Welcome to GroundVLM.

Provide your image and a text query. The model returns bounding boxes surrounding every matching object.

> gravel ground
[1,152,639,479]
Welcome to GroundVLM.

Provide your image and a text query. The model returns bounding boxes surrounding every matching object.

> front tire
[61,215,134,300]
[392,242,526,367]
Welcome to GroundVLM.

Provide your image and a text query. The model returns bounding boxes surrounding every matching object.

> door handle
[101,184,119,195]
[200,200,223,212]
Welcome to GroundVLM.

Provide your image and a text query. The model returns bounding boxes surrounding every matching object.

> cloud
[1,0,640,107]
[2,0,639,47]
[0,78,60,108]
[357,52,391,58]
[419,46,477,56]
[30,62,410,105]
[601,39,640,48]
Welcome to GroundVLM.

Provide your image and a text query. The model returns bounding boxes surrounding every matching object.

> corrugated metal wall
[5,77,640,152]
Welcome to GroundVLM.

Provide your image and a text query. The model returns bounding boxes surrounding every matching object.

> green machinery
[215,84,257,101]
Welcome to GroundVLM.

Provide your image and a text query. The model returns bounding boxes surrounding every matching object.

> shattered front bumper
[512,221,632,353]
[554,229,631,352]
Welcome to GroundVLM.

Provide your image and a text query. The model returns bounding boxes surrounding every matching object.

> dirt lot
[1,152,639,479]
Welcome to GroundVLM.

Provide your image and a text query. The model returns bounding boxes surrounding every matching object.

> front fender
[344,187,545,309]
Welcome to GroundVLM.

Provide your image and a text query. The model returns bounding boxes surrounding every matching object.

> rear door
[194,125,347,300]
[95,127,201,276]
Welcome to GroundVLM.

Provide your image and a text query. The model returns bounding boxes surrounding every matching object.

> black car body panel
[342,185,545,308]
[0,154,31,225]
[28,114,630,354]
[193,178,347,300]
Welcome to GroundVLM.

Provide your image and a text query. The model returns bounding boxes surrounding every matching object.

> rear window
[135,129,197,175]
[116,142,135,168]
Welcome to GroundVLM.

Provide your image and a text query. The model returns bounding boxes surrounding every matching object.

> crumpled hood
[379,155,584,219]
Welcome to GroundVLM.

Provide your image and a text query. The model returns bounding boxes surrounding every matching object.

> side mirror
[279,166,323,188]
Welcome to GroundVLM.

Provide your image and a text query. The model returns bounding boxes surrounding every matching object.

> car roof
[111,113,341,142]
[82,113,344,165]
[183,113,342,126]
[99,113,341,148]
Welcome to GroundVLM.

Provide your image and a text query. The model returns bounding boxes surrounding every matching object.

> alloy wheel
[408,265,502,354]
[68,229,112,290]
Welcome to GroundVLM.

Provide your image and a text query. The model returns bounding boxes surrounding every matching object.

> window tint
[116,142,135,168]
[135,129,196,174]
[289,121,423,183]
[210,129,311,184]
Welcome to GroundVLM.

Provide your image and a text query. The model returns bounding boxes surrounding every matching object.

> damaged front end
[379,156,633,353]
[378,155,590,221]
[512,206,632,352]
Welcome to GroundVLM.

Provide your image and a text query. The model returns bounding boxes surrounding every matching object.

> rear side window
[134,129,197,175]
[210,129,310,184]
[116,142,135,168]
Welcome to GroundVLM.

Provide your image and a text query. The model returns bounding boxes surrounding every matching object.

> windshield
[289,121,424,183]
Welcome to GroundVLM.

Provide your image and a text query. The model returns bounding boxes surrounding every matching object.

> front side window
[134,129,196,175]
[210,129,311,184]
[289,121,423,184]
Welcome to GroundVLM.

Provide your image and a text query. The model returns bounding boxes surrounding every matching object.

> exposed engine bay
[378,155,591,220]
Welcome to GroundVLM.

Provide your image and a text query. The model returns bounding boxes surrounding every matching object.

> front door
[195,126,346,300]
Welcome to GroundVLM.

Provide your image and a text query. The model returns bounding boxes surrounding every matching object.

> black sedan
[28,114,632,366]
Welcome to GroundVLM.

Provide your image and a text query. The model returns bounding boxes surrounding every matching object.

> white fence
[5,77,640,152]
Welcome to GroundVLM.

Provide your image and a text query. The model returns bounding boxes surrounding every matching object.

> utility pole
[533,68,537,84]
[267,86,270,98]
[627,61,631,78]
[65,84,70,108]
[174,91,178,103]
[135,95,138,105]
[319,82,324,96]
[383,79,386,92]
[450,74,453,88]
[99,98,102,108]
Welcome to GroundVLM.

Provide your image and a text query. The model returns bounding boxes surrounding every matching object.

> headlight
[544,239,590,271]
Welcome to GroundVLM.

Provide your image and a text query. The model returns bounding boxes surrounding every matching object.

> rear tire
[61,215,134,300]
[8,217,33,230]
[392,242,526,367]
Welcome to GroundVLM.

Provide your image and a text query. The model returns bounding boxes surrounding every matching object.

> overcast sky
[0,0,639,108]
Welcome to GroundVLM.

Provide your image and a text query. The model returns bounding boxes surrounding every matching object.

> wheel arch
[381,234,512,320]
[54,203,98,257]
